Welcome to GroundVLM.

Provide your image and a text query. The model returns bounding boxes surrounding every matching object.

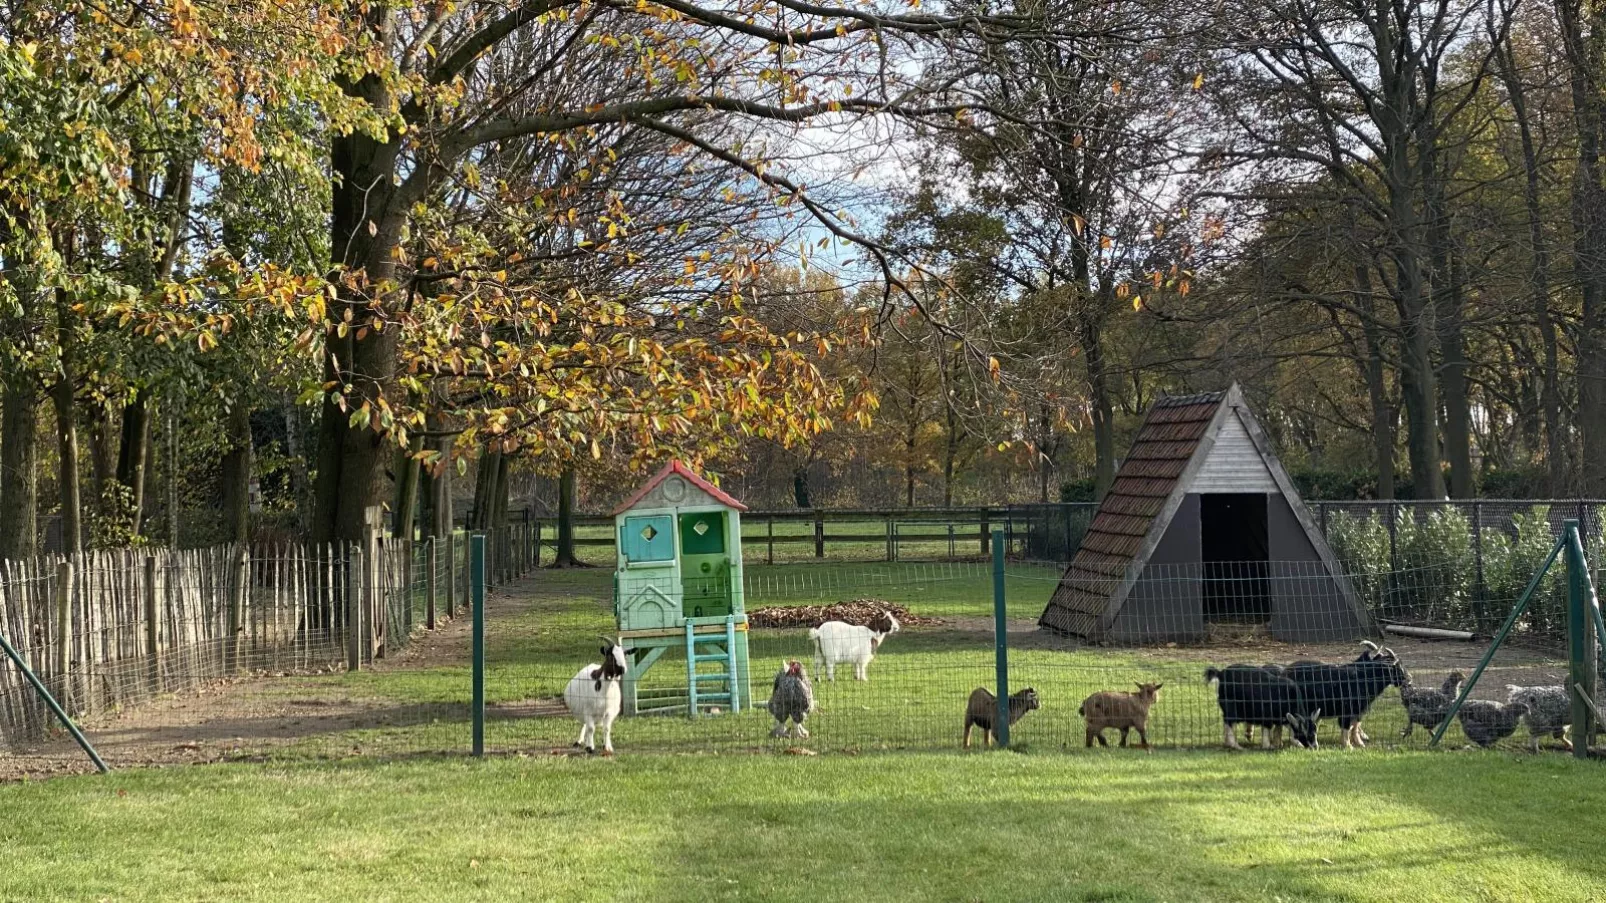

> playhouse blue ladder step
[685,616,741,717]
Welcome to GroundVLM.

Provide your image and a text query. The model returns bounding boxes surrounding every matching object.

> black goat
[1287,655,1406,748]
[1205,665,1320,750]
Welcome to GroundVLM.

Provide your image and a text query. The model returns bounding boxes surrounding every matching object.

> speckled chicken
[1457,699,1528,748]
[767,660,814,739]
[1399,671,1466,738]
[1506,685,1572,752]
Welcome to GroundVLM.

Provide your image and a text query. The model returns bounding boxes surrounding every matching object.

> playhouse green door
[679,513,731,618]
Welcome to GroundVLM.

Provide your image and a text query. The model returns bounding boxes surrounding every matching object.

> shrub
[1389,507,1476,626]
[1483,506,1566,641]
[1326,511,1391,613]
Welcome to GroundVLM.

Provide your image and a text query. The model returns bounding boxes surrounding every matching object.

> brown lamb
[1079,683,1164,752]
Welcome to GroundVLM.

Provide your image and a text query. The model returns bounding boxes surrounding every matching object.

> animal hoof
[600,750,614,758]
[770,726,788,739]
[795,727,810,739]
[584,746,596,755]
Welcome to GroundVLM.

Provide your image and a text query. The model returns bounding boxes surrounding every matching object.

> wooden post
[54,561,72,707]
[980,509,990,557]
[346,544,363,672]
[814,512,824,559]
[363,506,383,660]
[144,556,160,692]
[462,529,472,609]
[402,536,415,637]
[766,517,774,566]
[445,531,457,619]
[426,537,438,630]
[227,545,248,673]
[885,514,894,562]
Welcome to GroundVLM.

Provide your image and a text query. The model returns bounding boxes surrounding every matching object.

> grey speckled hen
[1506,685,1572,752]
[1457,699,1528,748]
[1399,671,1466,738]
[767,660,814,739]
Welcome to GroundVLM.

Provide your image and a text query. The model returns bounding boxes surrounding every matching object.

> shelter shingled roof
[1037,391,1223,637]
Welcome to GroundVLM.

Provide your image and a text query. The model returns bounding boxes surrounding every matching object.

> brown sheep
[1079,683,1163,752]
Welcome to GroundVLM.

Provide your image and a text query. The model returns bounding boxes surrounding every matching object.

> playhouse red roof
[611,460,748,515]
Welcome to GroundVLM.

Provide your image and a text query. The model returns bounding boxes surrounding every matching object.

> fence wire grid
[0,512,1599,778]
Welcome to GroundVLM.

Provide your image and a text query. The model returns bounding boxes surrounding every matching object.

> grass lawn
[2,751,1603,902]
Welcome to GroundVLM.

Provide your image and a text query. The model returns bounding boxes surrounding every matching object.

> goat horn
[598,635,618,646]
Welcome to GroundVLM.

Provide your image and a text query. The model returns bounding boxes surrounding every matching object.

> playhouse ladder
[685,616,741,716]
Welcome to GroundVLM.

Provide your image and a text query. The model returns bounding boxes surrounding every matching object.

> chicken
[767,660,814,739]
[1457,699,1528,748]
[1506,685,1573,752]
[1399,671,1465,738]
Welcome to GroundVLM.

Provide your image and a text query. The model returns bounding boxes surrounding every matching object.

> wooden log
[1383,624,1476,641]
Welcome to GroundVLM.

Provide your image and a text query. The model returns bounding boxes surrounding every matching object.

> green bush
[1388,507,1476,626]
[1483,506,1566,640]
[1326,511,1391,612]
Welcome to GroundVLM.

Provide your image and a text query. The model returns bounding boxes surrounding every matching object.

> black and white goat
[562,636,629,755]
[1205,665,1320,750]
[809,611,900,681]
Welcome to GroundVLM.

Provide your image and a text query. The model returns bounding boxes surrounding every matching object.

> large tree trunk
[392,435,423,540]
[88,399,118,505]
[51,283,82,557]
[1495,28,1567,495]
[115,388,151,536]
[792,466,812,508]
[1559,0,1606,496]
[553,467,580,568]
[311,10,404,543]
[0,369,40,560]
[219,403,252,544]
[165,400,181,547]
[1085,320,1116,499]
[282,403,313,522]
[1349,263,1397,499]
[1433,241,1475,498]
[904,413,918,508]
[470,449,501,530]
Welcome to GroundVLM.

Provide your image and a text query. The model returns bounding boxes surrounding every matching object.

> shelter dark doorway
[1200,493,1270,623]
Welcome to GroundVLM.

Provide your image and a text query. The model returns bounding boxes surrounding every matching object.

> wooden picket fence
[0,540,426,750]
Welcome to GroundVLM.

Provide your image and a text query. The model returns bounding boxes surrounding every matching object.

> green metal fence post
[993,528,1009,748]
[1565,520,1597,760]
[1431,532,1568,746]
[472,532,486,757]
[0,629,109,773]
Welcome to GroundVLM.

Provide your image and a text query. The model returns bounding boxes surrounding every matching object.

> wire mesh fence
[477,554,1590,758]
[1,516,1598,779]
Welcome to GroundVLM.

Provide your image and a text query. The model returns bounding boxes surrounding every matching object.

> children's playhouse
[611,461,751,716]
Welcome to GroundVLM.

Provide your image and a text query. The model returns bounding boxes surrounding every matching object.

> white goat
[562,637,629,755]
[808,612,900,681]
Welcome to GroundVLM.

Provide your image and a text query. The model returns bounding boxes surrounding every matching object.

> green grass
[3,752,1604,902]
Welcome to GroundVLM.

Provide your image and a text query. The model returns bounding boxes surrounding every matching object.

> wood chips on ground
[746,599,941,629]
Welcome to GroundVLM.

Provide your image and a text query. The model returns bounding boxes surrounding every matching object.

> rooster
[767,660,814,739]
